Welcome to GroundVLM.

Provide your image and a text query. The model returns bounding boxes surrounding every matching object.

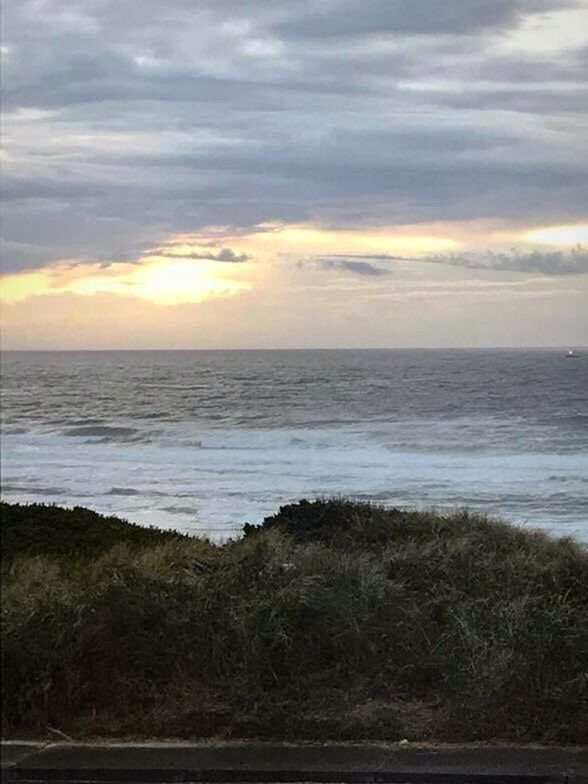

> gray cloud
[432,247,588,276]
[304,248,588,277]
[153,246,249,262]
[316,259,392,277]
[427,86,588,115]
[464,45,588,84]
[1,0,587,274]
[317,253,416,262]
[274,0,577,38]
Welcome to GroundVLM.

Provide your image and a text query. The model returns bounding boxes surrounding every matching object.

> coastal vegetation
[1,499,587,743]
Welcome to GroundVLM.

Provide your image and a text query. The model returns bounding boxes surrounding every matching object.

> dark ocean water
[1,349,587,540]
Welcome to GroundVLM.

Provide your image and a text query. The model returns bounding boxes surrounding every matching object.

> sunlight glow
[242,224,460,256]
[0,222,502,309]
[13,219,583,312]
[0,270,49,303]
[129,259,250,304]
[0,257,251,306]
[523,225,588,246]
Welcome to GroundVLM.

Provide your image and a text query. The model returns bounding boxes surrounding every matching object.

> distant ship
[566,349,579,358]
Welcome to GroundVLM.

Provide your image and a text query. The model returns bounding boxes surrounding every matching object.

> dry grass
[2,499,587,743]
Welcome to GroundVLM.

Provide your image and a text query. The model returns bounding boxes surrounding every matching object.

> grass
[1,499,587,743]
[1,501,184,563]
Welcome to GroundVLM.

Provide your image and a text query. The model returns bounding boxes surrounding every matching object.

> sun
[140,260,219,302]
[523,224,588,246]
[130,259,250,304]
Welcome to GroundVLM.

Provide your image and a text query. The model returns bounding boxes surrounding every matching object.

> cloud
[432,247,588,276]
[153,246,249,262]
[311,258,392,277]
[317,253,423,262]
[304,247,588,277]
[1,0,587,276]
[274,0,577,38]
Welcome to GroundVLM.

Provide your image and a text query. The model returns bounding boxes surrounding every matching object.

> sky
[1,0,587,349]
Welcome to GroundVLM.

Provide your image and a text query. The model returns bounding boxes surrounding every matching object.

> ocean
[1,349,587,541]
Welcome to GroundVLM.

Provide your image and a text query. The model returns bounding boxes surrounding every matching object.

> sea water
[1,349,587,541]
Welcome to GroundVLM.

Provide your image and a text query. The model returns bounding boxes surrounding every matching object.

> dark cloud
[317,253,416,262]
[432,247,588,276]
[153,247,249,262]
[317,259,392,277]
[274,0,576,38]
[304,248,588,277]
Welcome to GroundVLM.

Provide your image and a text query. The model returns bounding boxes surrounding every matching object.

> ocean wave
[141,383,209,391]
[92,436,153,445]
[565,413,588,426]
[171,439,203,449]
[64,425,140,439]
[2,349,587,541]
[162,505,197,515]
[349,491,397,502]
[67,419,107,427]
[1,484,65,495]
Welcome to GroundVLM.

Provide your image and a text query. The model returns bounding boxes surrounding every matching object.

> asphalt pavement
[1,741,587,784]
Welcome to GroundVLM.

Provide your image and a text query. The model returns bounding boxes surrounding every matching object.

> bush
[1,501,184,564]
[2,499,587,742]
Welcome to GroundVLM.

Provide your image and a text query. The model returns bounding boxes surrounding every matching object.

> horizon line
[1,345,587,353]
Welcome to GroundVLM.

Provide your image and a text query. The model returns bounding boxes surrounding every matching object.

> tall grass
[2,499,587,742]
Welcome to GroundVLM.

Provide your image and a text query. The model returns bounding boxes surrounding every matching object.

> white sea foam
[1,349,587,541]
[2,423,587,541]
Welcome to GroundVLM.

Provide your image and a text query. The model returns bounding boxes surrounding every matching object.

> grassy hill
[1,499,587,743]
[1,501,184,562]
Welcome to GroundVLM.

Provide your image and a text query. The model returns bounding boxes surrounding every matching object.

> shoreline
[2,493,588,546]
